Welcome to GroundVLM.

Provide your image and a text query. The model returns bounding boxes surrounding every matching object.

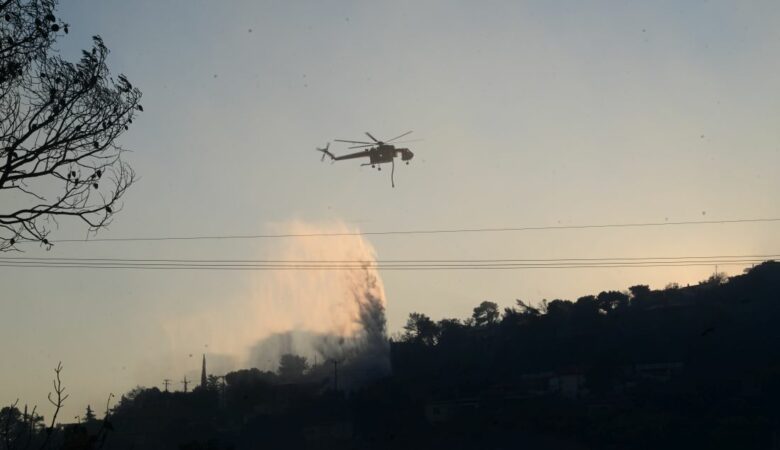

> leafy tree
[503,299,543,326]
[703,272,728,286]
[1,405,23,443]
[436,318,464,343]
[402,312,439,345]
[627,284,653,309]
[278,354,309,379]
[628,285,651,300]
[596,290,629,313]
[1,0,142,251]
[206,375,221,391]
[545,299,573,318]
[575,295,597,305]
[515,298,541,316]
[0,0,63,77]
[472,301,500,327]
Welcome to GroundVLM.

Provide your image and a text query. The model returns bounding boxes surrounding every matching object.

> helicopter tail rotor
[316,142,334,162]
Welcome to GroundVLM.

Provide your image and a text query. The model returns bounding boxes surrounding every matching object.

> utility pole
[332,360,339,392]
[163,379,171,393]
[181,376,190,393]
[216,375,227,409]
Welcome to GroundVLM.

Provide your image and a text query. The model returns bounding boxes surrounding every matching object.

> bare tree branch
[37,362,67,450]
[1,0,142,251]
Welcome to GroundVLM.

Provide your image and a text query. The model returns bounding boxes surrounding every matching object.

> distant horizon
[5,259,775,420]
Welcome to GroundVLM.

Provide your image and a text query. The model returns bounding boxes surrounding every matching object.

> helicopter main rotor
[334,130,414,149]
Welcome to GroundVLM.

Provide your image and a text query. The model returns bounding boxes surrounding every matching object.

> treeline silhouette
[3,261,780,449]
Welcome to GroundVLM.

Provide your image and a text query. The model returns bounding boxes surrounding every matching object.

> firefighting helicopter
[316,131,416,187]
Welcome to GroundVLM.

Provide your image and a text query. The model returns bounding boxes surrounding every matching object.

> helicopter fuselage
[369,145,397,164]
[333,144,414,165]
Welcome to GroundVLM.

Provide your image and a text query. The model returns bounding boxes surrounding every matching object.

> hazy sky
[2,0,780,420]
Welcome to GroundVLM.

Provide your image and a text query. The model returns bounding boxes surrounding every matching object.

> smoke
[247,222,391,387]
[153,220,389,387]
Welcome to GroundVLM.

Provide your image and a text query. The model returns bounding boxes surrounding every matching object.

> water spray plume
[153,220,389,386]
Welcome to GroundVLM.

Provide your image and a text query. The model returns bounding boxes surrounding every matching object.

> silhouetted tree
[83,404,95,422]
[1,404,22,448]
[10,261,773,450]
[596,290,629,313]
[703,272,728,286]
[0,0,63,78]
[472,301,500,327]
[628,284,650,300]
[403,312,439,345]
[437,318,465,339]
[503,299,543,326]
[0,0,142,251]
[278,354,308,379]
[1,402,47,449]
[206,375,221,391]
[38,362,68,449]
[545,299,573,318]
[515,298,541,316]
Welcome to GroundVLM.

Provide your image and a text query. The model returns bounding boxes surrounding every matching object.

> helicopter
[316,131,416,187]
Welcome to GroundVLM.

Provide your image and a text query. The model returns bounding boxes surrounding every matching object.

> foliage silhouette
[5,261,780,449]
[278,354,309,380]
[0,0,142,251]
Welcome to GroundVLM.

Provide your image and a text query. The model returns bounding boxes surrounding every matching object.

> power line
[0,263,764,271]
[44,217,780,244]
[1,253,778,264]
[0,258,773,271]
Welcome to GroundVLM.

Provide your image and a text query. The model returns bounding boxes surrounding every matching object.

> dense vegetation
[3,261,779,449]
